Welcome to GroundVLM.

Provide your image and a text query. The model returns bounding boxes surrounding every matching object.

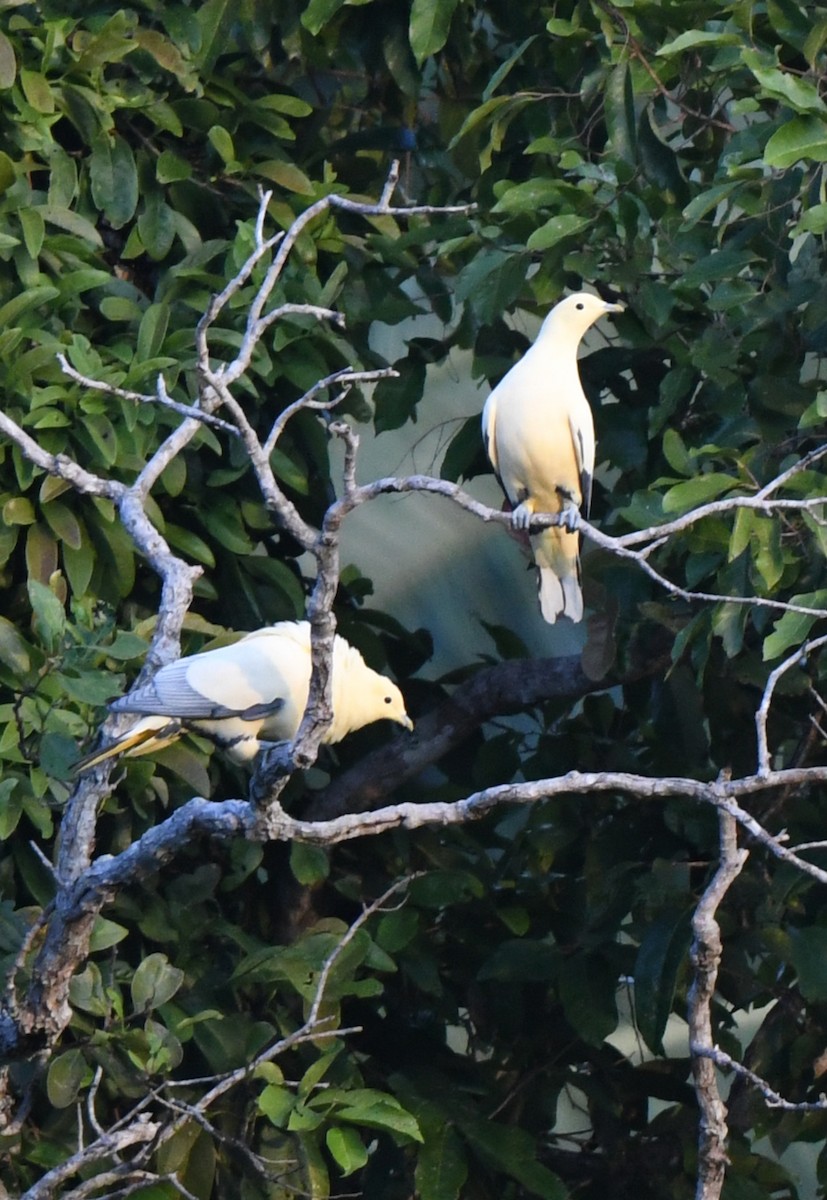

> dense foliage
[3,1,827,1196]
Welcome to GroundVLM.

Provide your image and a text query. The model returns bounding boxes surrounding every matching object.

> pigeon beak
[401,714,414,732]
[604,300,625,313]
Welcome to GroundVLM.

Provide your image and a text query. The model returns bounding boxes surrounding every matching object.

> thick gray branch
[687,811,749,1200]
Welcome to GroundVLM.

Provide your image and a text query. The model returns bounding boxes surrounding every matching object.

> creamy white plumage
[76,620,413,770]
[481,292,623,623]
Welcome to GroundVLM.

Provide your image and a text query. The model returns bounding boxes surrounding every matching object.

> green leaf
[326,1126,369,1176]
[376,908,419,953]
[131,953,185,1014]
[764,115,827,168]
[0,150,15,195]
[195,0,236,70]
[69,962,109,1016]
[410,871,484,908]
[604,59,636,164]
[477,939,556,982]
[373,359,427,434]
[633,910,691,1053]
[415,1122,468,1200]
[557,952,618,1046]
[336,1092,423,1142]
[42,501,82,549]
[491,178,565,214]
[662,429,693,477]
[20,68,55,114]
[454,249,529,325]
[661,474,738,514]
[138,192,176,261]
[728,505,755,561]
[461,1120,567,1200]
[32,205,103,248]
[63,536,95,598]
[789,927,827,1001]
[0,30,16,88]
[89,916,129,952]
[290,842,330,885]
[208,124,236,165]
[136,303,170,362]
[156,1120,200,1176]
[90,133,138,228]
[409,0,459,65]
[0,779,21,840]
[19,207,44,258]
[47,1049,88,1108]
[526,214,591,252]
[156,149,192,184]
[0,284,60,328]
[743,49,825,114]
[3,496,35,526]
[27,579,65,651]
[301,0,348,35]
[763,592,827,660]
[259,1083,295,1127]
[483,35,537,100]
[99,296,142,322]
[752,516,784,591]
[657,29,741,56]
[134,28,193,83]
[0,617,31,674]
[257,159,314,194]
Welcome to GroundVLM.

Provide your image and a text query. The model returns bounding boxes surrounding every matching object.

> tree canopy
[3,2,827,1198]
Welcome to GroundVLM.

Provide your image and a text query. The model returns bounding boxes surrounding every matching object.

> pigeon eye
[576,302,585,310]
[384,695,392,705]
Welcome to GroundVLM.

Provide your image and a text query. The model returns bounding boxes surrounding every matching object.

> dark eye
[384,695,392,705]
[576,302,585,310]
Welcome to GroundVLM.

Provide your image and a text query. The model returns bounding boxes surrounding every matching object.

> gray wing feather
[111,658,286,723]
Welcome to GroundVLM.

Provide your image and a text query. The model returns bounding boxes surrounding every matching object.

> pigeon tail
[533,528,583,624]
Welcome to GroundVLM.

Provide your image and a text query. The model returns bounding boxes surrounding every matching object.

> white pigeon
[481,291,623,623]
[76,620,413,770]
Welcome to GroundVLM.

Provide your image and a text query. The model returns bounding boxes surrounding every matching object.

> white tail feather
[538,565,583,624]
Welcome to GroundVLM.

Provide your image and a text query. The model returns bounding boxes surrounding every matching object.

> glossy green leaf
[743,50,825,113]
[764,115,827,167]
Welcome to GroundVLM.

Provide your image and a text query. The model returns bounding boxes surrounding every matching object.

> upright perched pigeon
[481,292,623,623]
[76,620,413,770]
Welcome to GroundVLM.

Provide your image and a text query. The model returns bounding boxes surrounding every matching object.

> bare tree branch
[687,810,749,1200]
